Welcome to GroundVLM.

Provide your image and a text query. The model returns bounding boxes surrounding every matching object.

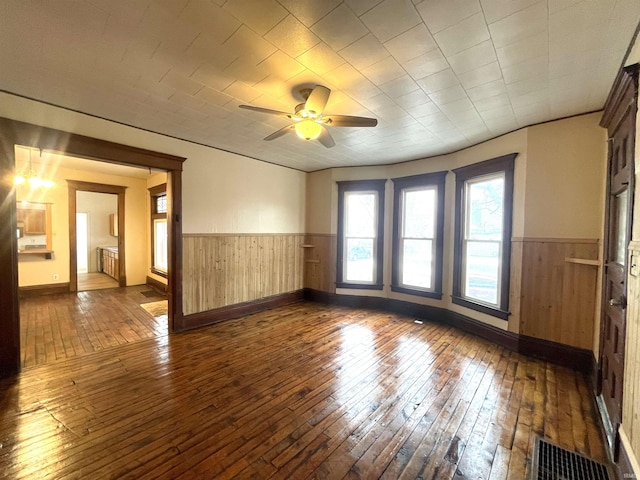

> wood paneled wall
[622,242,640,467]
[183,234,304,315]
[303,234,337,293]
[517,238,600,349]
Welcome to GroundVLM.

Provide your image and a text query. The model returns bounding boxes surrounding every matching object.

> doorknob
[609,295,627,308]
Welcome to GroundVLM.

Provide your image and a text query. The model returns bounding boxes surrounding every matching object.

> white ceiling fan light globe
[294,119,322,140]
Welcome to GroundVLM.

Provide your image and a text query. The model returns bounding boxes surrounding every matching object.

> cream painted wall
[15,148,149,287]
[0,93,306,236]
[525,113,606,239]
[305,168,333,235]
[182,150,305,234]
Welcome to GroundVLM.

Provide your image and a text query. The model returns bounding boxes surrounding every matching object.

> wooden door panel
[599,64,637,459]
[601,130,631,428]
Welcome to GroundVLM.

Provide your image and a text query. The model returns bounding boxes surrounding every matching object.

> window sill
[451,296,509,320]
[391,285,442,300]
[336,282,383,291]
[151,268,168,279]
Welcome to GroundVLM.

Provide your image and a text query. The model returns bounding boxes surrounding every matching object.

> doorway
[76,192,121,291]
[0,117,186,377]
[77,212,89,274]
[68,181,126,292]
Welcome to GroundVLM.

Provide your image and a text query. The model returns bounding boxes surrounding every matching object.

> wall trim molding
[183,233,305,237]
[18,282,71,298]
[303,288,594,374]
[146,275,167,294]
[177,290,305,331]
[511,237,599,244]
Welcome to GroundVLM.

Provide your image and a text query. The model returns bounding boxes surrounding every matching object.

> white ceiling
[1,0,638,172]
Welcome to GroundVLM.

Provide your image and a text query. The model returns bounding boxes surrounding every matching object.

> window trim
[149,183,168,278]
[451,153,516,320]
[336,179,386,290]
[391,171,447,299]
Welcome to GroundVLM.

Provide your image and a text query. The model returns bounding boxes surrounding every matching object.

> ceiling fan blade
[264,124,295,141]
[239,105,292,118]
[305,85,331,115]
[323,115,378,127]
[317,126,335,148]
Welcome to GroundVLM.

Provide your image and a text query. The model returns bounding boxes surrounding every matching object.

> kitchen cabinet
[17,208,46,234]
[100,247,119,280]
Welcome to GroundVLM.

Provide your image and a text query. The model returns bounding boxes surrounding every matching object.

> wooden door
[599,64,638,458]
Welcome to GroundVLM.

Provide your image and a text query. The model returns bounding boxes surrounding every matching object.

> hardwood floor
[2,302,608,479]
[77,272,119,291]
[19,285,167,369]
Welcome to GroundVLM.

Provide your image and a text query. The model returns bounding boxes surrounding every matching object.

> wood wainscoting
[303,234,337,293]
[182,234,304,316]
[516,238,600,350]
[620,241,640,476]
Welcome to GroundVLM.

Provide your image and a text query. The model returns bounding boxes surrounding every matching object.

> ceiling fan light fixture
[294,119,322,140]
[239,85,377,148]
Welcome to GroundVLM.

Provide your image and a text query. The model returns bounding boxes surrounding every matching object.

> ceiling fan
[239,85,377,148]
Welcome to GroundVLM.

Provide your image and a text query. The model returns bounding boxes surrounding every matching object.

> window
[452,154,516,319]
[149,183,168,276]
[336,180,386,289]
[391,172,446,298]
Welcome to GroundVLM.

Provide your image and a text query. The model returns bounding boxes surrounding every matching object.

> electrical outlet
[53,274,59,281]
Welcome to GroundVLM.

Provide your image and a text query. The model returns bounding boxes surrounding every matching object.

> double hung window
[336,180,386,289]
[391,172,446,298]
[452,154,516,319]
[149,184,168,276]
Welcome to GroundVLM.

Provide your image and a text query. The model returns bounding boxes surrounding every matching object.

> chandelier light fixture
[14,149,54,188]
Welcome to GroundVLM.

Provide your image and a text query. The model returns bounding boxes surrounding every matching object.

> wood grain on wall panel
[303,234,337,293]
[509,240,524,334]
[518,238,600,349]
[623,244,640,468]
[182,234,304,315]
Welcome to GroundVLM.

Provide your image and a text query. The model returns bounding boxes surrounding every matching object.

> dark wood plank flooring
[19,285,167,369]
[2,302,607,479]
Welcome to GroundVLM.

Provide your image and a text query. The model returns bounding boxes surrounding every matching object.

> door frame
[0,117,186,377]
[68,181,126,290]
[597,63,639,459]
[76,211,90,274]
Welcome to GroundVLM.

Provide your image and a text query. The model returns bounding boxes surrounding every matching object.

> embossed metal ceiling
[0,0,638,172]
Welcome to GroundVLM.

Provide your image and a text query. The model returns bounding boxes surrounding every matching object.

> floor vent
[531,438,611,480]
